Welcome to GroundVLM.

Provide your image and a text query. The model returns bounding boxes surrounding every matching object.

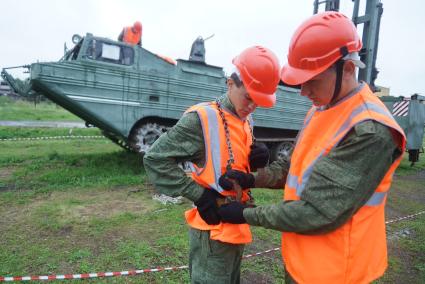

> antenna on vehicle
[203,34,215,41]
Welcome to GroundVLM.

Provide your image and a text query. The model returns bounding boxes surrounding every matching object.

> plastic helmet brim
[248,88,276,108]
[281,61,334,86]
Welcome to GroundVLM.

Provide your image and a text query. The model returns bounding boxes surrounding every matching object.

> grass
[395,153,425,176]
[0,126,101,139]
[0,96,81,121]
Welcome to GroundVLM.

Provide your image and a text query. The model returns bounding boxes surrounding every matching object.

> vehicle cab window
[84,39,134,65]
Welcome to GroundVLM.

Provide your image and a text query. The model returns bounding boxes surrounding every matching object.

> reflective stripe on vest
[294,108,316,149]
[286,100,402,206]
[187,104,224,192]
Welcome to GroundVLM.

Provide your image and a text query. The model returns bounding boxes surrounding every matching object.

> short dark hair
[230,72,243,88]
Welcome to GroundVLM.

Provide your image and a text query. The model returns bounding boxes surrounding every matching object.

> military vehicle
[2,33,310,161]
[380,94,425,165]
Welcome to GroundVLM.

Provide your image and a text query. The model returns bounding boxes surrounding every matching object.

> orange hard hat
[133,21,142,32]
[232,46,281,108]
[281,11,362,85]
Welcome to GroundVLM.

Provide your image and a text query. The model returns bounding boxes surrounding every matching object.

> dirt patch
[26,187,156,221]
[241,270,276,284]
[396,169,425,181]
[71,199,147,220]
[0,186,167,270]
[0,166,16,191]
[0,166,15,180]
[386,169,425,227]
[387,237,421,284]
[0,186,160,240]
[386,170,425,220]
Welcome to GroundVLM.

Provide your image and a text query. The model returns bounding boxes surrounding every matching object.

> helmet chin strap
[331,46,349,105]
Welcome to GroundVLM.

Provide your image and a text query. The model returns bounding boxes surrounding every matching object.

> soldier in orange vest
[218,12,406,284]
[118,21,142,46]
[144,46,280,283]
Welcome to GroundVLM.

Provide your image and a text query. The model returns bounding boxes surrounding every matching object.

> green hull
[25,33,312,157]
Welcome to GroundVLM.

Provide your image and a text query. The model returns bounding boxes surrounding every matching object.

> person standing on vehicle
[118,21,142,46]
[217,12,406,284]
[143,46,280,283]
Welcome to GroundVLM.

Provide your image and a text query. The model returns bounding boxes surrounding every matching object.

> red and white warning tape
[242,247,280,259]
[1,211,423,282]
[0,266,189,282]
[0,136,105,142]
[0,248,278,282]
[385,210,425,225]
[0,248,280,282]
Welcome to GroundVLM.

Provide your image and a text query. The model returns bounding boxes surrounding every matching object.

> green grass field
[0,98,424,283]
[0,97,81,121]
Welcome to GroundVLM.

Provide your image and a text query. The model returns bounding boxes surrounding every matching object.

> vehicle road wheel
[130,123,167,154]
[270,141,293,162]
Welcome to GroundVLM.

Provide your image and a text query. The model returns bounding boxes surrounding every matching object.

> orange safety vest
[123,27,141,45]
[282,84,406,284]
[184,102,253,244]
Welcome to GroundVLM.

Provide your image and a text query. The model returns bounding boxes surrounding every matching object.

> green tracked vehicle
[1,33,310,161]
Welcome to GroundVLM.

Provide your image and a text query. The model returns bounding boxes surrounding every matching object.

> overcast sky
[1,0,423,97]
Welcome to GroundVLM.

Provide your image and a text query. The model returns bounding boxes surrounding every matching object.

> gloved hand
[219,169,255,190]
[194,189,222,225]
[218,202,248,224]
[249,143,269,171]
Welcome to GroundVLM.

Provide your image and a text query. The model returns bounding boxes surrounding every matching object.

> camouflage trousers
[189,228,245,284]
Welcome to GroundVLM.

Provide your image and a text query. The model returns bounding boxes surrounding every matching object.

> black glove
[249,143,269,171]
[218,202,248,224]
[194,189,222,225]
[218,169,255,190]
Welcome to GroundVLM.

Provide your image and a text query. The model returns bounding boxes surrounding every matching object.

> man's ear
[343,60,356,77]
[227,78,234,89]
